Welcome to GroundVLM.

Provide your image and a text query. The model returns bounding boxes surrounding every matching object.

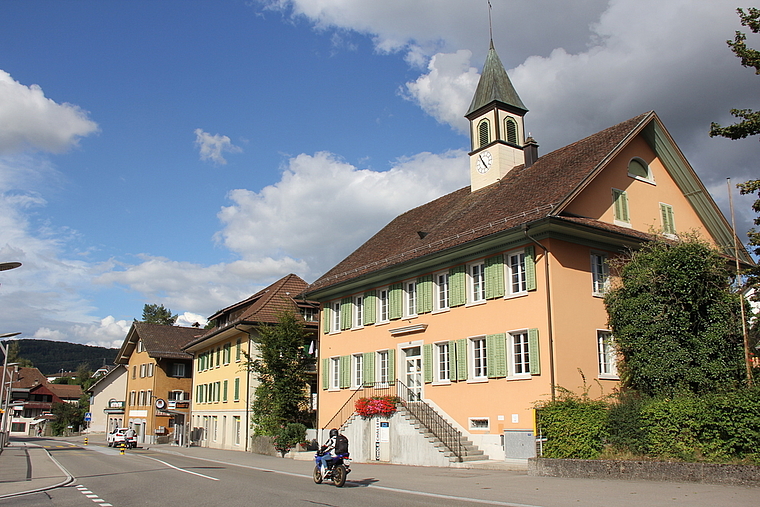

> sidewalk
[0,439,73,499]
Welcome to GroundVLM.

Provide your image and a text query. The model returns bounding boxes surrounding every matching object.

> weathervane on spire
[488,0,493,43]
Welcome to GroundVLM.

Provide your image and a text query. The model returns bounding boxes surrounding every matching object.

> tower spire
[488,0,493,44]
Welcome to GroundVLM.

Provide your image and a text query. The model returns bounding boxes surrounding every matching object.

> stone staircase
[397,402,487,462]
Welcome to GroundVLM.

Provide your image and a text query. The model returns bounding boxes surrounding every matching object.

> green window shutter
[455,339,468,381]
[363,290,376,325]
[389,283,403,320]
[363,352,375,386]
[528,328,541,375]
[223,380,228,402]
[525,245,537,291]
[423,343,433,383]
[321,358,329,390]
[234,377,240,400]
[449,265,467,307]
[322,306,331,334]
[340,297,352,330]
[388,349,396,383]
[487,333,507,378]
[613,189,630,222]
[339,355,351,388]
[660,203,675,234]
[485,254,504,299]
[417,275,433,314]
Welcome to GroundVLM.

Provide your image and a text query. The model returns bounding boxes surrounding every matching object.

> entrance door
[403,346,422,399]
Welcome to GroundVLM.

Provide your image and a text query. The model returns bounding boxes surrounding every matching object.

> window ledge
[465,300,487,308]
[504,292,528,300]
[628,173,656,185]
[613,220,632,228]
[432,380,452,386]
[506,375,531,381]
[466,378,488,384]
[598,375,619,381]
[431,308,450,315]
[389,323,428,337]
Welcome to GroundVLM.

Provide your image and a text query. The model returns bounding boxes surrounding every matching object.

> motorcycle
[313,451,351,487]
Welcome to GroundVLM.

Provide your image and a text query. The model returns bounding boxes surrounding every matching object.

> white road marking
[142,455,220,481]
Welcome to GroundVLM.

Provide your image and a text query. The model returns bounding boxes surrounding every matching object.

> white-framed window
[507,251,527,295]
[137,340,144,353]
[377,287,389,323]
[435,271,449,311]
[353,295,363,329]
[470,336,487,380]
[469,262,486,303]
[469,418,490,431]
[435,342,451,383]
[597,331,619,379]
[129,390,136,406]
[172,363,185,378]
[377,350,389,385]
[138,390,146,406]
[147,389,152,406]
[234,416,241,446]
[329,357,340,390]
[147,363,154,377]
[223,342,231,364]
[352,354,363,389]
[405,281,417,318]
[236,338,242,362]
[332,301,341,333]
[510,332,530,377]
[591,253,610,296]
[628,157,654,183]
[139,364,146,378]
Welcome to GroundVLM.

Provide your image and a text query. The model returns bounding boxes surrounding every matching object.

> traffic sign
[84,412,92,422]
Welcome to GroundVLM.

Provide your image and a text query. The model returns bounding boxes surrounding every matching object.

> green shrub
[605,392,647,454]
[272,423,307,457]
[537,394,609,459]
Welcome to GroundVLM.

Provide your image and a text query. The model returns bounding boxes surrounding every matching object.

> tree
[737,179,760,290]
[246,310,315,436]
[6,340,33,367]
[710,8,760,140]
[604,237,747,397]
[141,303,177,326]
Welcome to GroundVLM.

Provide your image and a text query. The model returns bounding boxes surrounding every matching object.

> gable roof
[307,111,749,295]
[47,383,83,400]
[184,273,318,351]
[115,322,200,364]
[3,366,48,389]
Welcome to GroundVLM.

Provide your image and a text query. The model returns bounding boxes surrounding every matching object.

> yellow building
[115,322,200,445]
[184,274,319,451]
[305,42,752,465]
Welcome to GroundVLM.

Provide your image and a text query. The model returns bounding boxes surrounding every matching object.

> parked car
[107,428,136,448]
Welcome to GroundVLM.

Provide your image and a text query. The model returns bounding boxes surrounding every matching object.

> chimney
[524,136,539,168]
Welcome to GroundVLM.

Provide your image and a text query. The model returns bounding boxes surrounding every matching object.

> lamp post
[1,261,21,446]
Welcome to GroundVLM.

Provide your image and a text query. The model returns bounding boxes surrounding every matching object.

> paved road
[3,439,756,507]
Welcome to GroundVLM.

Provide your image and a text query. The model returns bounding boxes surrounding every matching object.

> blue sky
[0,0,757,348]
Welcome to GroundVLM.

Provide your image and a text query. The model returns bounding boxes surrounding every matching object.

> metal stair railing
[322,381,398,430]
[395,380,464,462]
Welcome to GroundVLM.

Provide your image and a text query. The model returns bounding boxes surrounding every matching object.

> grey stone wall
[529,458,760,487]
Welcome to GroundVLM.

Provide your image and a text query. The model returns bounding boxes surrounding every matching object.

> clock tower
[466,40,528,192]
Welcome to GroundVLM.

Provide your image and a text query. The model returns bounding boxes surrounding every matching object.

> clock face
[476,150,493,173]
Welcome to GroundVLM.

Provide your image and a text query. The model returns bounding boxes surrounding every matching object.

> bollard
[120,442,125,455]
[84,437,88,446]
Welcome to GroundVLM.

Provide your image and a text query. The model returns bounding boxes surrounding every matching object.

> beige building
[184,274,318,451]
[86,365,127,434]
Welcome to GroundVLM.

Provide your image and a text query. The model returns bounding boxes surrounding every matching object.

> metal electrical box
[503,430,536,459]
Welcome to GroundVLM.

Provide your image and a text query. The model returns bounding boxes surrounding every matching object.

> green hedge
[537,387,760,464]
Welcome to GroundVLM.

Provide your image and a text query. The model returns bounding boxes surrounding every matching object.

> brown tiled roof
[3,367,48,389]
[116,323,200,363]
[308,112,651,292]
[185,274,317,349]
[47,383,83,400]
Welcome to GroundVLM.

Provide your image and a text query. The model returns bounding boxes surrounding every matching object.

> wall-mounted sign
[155,398,167,410]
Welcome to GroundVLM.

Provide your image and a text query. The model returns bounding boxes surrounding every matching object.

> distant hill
[2,339,118,375]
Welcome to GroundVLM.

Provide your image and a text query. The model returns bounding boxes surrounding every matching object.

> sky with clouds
[0,0,757,349]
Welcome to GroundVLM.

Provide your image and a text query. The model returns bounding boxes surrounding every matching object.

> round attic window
[628,158,653,182]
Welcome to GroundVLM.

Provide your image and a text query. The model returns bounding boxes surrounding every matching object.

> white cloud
[176,312,208,329]
[215,149,470,277]
[194,128,242,165]
[0,70,99,154]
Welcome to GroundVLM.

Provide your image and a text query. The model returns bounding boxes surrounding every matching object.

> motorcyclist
[318,428,339,475]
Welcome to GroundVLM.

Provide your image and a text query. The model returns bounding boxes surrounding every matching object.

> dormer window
[505,117,518,144]
[478,119,490,147]
[628,158,654,183]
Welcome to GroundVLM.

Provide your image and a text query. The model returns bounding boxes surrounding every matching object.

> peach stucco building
[304,41,751,464]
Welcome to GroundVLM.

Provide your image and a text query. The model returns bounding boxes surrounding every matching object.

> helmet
[329,428,339,438]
